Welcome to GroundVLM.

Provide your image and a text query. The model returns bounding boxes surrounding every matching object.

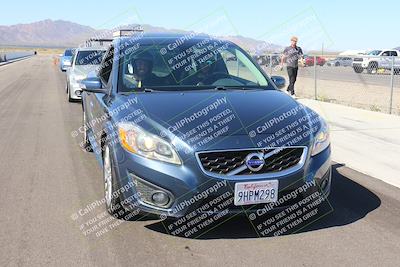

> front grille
[197,147,305,176]
[239,148,303,175]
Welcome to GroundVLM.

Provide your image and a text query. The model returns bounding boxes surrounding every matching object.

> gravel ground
[264,66,400,115]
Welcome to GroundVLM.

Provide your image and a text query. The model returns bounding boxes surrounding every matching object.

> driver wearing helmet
[131,51,163,88]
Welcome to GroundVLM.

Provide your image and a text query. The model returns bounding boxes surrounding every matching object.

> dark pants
[287,66,298,95]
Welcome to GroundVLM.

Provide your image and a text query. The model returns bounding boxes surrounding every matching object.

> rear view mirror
[80,77,105,93]
[271,76,286,89]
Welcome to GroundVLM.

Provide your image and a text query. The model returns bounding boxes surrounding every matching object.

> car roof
[120,32,210,39]
[74,47,107,52]
[371,49,398,51]
[114,32,233,46]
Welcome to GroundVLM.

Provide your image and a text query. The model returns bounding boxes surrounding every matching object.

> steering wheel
[203,72,231,84]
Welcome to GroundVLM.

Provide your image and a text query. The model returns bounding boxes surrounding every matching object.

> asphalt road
[1,55,400,266]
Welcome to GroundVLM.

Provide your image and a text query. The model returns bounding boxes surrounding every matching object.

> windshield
[64,49,73,57]
[368,50,382,56]
[75,50,105,65]
[118,38,269,92]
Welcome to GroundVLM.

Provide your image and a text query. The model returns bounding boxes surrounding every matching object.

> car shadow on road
[145,163,381,239]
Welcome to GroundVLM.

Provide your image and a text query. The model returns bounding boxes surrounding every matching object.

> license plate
[234,180,279,206]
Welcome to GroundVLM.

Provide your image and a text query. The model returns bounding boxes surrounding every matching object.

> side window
[382,51,390,56]
[221,50,257,83]
[390,51,398,56]
[99,46,114,84]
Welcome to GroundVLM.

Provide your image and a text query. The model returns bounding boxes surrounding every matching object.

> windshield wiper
[213,86,264,91]
[119,87,160,94]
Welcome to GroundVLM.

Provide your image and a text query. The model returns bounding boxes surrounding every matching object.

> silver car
[66,47,106,102]
[327,57,353,67]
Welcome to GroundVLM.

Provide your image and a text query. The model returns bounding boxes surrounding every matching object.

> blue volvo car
[80,33,331,219]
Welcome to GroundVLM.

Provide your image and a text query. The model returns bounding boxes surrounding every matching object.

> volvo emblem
[245,153,265,172]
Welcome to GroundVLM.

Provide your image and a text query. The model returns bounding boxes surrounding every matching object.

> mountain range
[0,19,282,53]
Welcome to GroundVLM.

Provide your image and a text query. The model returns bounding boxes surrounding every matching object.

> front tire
[103,144,125,219]
[353,66,363,73]
[367,62,378,74]
[67,84,74,102]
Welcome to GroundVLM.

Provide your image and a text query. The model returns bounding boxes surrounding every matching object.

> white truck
[352,49,400,74]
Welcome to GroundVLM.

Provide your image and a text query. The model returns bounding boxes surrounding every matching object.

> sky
[1,0,399,51]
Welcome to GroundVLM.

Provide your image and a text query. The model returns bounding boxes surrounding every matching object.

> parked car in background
[60,48,74,71]
[66,47,106,102]
[326,57,353,67]
[253,54,280,67]
[303,55,326,67]
[79,33,331,220]
[267,54,281,67]
[352,49,400,74]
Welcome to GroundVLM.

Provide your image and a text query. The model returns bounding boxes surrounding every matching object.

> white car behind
[352,49,400,74]
[66,48,106,102]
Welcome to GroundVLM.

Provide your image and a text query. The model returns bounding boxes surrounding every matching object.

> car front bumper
[60,61,71,71]
[108,141,331,219]
[353,62,368,68]
[69,81,82,100]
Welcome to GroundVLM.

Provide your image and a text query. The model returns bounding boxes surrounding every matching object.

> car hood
[61,56,72,62]
[111,89,321,155]
[72,65,99,77]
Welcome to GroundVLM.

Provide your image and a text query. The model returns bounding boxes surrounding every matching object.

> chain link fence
[256,54,400,115]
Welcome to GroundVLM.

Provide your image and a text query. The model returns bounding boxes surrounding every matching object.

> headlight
[117,122,181,165]
[311,118,330,156]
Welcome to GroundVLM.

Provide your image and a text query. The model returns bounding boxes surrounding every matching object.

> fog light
[75,90,82,97]
[151,191,170,206]
[132,173,174,208]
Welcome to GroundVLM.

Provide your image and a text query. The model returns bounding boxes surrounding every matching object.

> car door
[89,45,115,150]
[345,57,353,66]
[381,51,391,68]
[389,51,400,69]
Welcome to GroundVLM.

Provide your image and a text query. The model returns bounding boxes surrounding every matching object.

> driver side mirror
[271,76,286,89]
[80,77,106,93]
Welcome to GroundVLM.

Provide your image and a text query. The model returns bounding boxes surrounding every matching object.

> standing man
[280,36,303,96]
